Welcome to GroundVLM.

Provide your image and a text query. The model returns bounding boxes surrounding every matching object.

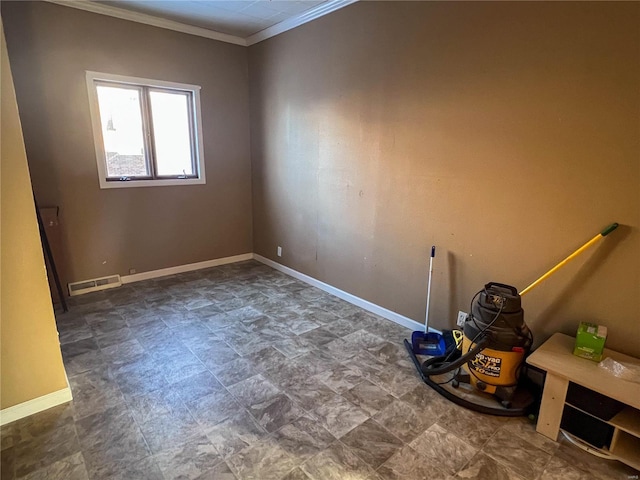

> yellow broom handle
[520,223,618,297]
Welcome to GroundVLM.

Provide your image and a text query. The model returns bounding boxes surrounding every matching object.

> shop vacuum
[404,223,619,416]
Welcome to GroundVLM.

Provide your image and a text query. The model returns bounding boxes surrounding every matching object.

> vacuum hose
[421,335,490,376]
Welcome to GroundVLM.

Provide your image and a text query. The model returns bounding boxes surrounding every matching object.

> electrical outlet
[457,311,468,327]
[277,246,282,257]
[129,268,136,275]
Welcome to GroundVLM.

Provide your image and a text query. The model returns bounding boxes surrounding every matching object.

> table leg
[536,373,569,441]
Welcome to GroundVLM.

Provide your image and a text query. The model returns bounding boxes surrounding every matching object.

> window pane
[149,91,194,176]
[96,85,149,177]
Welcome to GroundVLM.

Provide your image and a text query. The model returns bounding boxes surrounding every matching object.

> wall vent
[68,274,122,296]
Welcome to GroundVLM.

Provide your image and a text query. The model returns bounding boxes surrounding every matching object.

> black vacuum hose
[421,335,490,376]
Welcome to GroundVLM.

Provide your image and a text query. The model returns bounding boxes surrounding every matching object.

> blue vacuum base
[411,330,447,356]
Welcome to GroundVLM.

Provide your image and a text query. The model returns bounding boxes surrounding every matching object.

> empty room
[1,1,639,479]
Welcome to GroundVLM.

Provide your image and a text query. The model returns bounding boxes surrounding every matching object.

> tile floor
[1,260,636,480]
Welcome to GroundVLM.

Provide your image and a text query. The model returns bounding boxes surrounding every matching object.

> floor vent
[68,275,122,296]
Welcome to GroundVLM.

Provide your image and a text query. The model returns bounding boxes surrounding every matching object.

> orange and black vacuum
[405,222,619,416]
[408,282,535,415]
[459,283,532,406]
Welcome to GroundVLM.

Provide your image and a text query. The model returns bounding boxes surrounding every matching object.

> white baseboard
[253,254,436,334]
[121,253,254,284]
[0,386,73,426]
[2,253,431,427]
[99,251,434,335]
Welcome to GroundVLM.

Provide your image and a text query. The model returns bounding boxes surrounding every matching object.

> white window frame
[86,71,206,189]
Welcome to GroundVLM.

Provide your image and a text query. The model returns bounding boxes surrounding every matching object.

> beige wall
[1,1,252,284]
[1,22,68,409]
[249,2,640,356]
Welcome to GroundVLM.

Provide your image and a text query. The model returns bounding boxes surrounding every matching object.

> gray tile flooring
[1,260,637,479]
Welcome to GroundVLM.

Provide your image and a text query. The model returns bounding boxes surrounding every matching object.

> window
[86,72,206,188]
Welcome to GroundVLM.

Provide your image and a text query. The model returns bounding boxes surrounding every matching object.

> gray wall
[3,1,639,356]
[2,1,253,283]
[248,1,640,355]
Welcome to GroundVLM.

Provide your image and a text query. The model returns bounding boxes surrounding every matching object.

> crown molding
[44,0,357,47]
[45,0,247,46]
[245,0,358,46]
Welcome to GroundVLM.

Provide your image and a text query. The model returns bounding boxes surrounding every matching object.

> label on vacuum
[470,353,502,377]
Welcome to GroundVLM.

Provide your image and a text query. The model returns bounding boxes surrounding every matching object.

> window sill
[99,177,206,189]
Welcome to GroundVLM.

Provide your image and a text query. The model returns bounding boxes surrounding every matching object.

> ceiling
[44,0,354,45]
[98,0,327,38]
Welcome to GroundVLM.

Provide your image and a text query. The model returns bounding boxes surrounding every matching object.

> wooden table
[527,333,640,470]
